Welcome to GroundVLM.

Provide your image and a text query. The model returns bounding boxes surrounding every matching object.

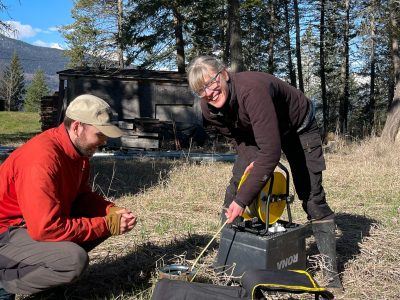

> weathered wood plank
[120,136,159,149]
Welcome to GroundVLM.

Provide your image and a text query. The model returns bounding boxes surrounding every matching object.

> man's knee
[45,242,89,284]
[0,242,89,295]
[61,242,89,281]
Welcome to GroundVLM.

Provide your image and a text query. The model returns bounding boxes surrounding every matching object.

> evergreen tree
[300,0,348,133]
[0,51,25,111]
[52,0,399,139]
[240,1,269,71]
[24,69,50,112]
[355,0,391,136]
[124,0,195,70]
[269,0,296,80]
[301,24,320,99]
[60,0,125,68]
[185,0,226,63]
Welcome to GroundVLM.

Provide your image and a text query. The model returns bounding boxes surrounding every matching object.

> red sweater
[0,124,113,242]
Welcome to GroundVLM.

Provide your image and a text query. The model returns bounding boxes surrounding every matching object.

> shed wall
[64,77,202,125]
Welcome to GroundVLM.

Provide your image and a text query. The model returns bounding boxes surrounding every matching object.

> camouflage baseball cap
[65,94,123,138]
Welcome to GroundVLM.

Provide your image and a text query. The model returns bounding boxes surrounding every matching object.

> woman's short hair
[187,56,226,94]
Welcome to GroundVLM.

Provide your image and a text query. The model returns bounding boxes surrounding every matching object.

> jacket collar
[55,124,83,160]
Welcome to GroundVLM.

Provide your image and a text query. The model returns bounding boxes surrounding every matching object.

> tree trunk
[382,0,400,142]
[338,0,350,134]
[117,0,124,69]
[368,6,376,133]
[293,0,304,92]
[320,0,328,134]
[388,0,400,109]
[382,84,400,142]
[284,0,296,87]
[267,0,277,74]
[228,0,244,72]
[172,5,185,73]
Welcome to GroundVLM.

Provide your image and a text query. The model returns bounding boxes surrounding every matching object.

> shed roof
[57,68,188,83]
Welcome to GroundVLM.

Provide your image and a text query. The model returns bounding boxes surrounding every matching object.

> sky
[0,0,73,49]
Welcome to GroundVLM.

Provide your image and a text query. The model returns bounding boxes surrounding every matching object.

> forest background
[1,0,400,142]
[61,0,400,141]
[1,1,400,299]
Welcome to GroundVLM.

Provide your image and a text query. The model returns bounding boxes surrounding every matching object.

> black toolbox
[215,221,310,277]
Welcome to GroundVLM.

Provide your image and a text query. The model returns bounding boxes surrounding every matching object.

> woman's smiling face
[200,67,230,109]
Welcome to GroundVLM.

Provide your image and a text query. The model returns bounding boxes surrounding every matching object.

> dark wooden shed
[49,68,205,149]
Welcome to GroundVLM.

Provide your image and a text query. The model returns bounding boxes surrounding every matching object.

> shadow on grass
[22,233,215,300]
[335,213,377,271]
[19,213,377,299]
[307,212,377,273]
[90,159,179,198]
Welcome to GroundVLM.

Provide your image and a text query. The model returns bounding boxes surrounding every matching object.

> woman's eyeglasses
[193,70,222,98]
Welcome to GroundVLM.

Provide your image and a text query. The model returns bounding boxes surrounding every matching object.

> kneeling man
[0,94,137,299]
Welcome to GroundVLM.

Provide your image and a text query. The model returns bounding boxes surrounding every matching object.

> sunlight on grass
[0,111,41,146]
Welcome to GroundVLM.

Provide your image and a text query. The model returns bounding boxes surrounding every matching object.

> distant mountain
[0,34,70,92]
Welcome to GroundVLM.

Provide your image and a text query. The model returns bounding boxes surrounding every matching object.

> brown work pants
[0,227,102,295]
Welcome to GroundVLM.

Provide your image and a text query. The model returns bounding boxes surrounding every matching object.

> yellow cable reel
[238,169,287,225]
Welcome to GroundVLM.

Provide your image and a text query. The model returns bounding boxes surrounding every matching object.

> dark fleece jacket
[201,71,309,207]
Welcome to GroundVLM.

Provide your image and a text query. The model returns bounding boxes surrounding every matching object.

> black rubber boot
[312,219,344,292]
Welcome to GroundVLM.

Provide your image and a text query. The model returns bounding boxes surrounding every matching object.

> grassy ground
[0,112,41,146]
[1,114,399,299]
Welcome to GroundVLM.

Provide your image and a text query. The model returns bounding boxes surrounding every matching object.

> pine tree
[240,1,270,71]
[0,51,25,111]
[24,69,50,112]
[124,0,194,70]
[60,0,125,68]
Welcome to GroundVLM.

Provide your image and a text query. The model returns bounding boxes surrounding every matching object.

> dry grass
[17,137,400,300]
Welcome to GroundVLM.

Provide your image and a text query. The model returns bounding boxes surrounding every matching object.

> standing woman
[187,55,343,291]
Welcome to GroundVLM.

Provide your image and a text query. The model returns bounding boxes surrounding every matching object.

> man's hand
[119,209,137,234]
[105,207,137,235]
[225,201,244,224]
